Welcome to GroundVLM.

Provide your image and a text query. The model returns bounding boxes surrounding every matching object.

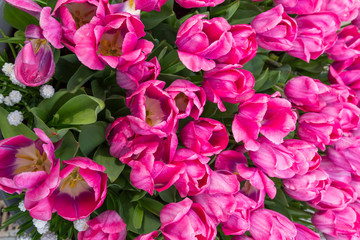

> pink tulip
[248,137,298,179]
[297,112,340,151]
[274,0,324,14]
[295,223,321,240]
[176,14,257,72]
[165,79,206,120]
[180,118,229,156]
[0,129,60,220]
[202,65,255,112]
[326,25,360,62]
[232,93,297,151]
[321,156,352,183]
[74,12,153,70]
[116,57,160,93]
[172,149,211,197]
[160,198,216,240]
[321,0,360,22]
[126,80,178,137]
[326,136,360,177]
[283,168,330,201]
[133,0,167,11]
[308,181,357,211]
[54,157,107,221]
[134,231,158,240]
[312,203,360,237]
[175,0,224,8]
[78,210,127,240]
[284,76,330,112]
[287,12,341,62]
[249,209,297,240]
[251,5,298,51]
[322,84,359,106]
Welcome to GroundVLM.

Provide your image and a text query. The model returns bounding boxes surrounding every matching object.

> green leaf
[53,54,82,83]
[67,65,95,93]
[50,95,104,126]
[254,68,269,91]
[79,122,107,156]
[139,198,164,217]
[55,131,79,161]
[243,54,268,77]
[130,191,148,202]
[141,0,174,30]
[158,186,180,203]
[229,2,262,24]
[93,145,125,182]
[0,36,26,44]
[210,0,240,20]
[257,70,281,92]
[133,204,144,229]
[0,107,37,140]
[3,3,39,31]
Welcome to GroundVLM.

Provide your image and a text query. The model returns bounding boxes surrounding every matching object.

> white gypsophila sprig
[10,73,26,88]
[7,111,23,126]
[16,233,31,240]
[40,231,58,240]
[40,85,55,99]
[18,200,26,212]
[2,62,14,77]
[0,94,4,104]
[73,217,89,232]
[4,96,14,106]
[9,90,22,104]
[33,219,50,234]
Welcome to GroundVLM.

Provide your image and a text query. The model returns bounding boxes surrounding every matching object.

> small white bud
[40,85,55,99]
[40,231,57,240]
[18,200,26,212]
[0,94,4,104]
[2,62,14,77]
[73,217,89,232]
[33,219,50,234]
[10,73,26,88]
[9,90,22,104]
[7,111,23,126]
[4,96,14,106]
[16,233,31,240]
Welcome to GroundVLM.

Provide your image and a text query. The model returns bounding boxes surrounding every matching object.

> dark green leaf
[3,3,38,31]
[254,68,269,91]
[55,131,79,161]
[243,54,268,77]
[130,191,148,202]
[158,186,180,203]
[141,0,174,30]
[257,70,281,92]
[79,122,107,156]
[139,198,164,217]
[210,0,240,20]
[93,145,125,182]
[67,65,95,93]
[133,204,144,229]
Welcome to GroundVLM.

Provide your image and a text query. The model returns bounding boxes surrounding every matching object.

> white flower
[4,96,14,106]
[9,90,22,104]
[73,217,89,232]
[40,231,57,240]
[16,233,31,240]
[18,200,26,212]
[7,111,23,126]
[0,94,4,104]
[33,219,50,234]
[2,62,14,77]
[121,0,140,16]
[40,85,55,99]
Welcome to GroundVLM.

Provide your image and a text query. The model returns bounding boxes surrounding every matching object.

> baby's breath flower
[10,73,26,88]
[18,200,26,212]
[9,90,22,104]
[73,217,89,232]
[7,111,23,126]
[2,62,14,77]
[40,85,55,99]
[40,231,57,240]
[33,219,50,234]
[4,96,14,106]
[16,233,31,240]
[0,94,4,104]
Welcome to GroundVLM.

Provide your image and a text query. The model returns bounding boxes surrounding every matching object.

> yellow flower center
[66,2,97,29]
[59,167,90,197]
[14,144,51,174]
[97,30,124,57]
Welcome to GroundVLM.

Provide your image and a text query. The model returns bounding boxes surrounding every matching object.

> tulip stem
[0,29,17,60]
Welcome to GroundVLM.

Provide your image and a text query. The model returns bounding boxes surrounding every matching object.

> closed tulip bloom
[175,0,224,8]
[321,0,360,22]
[78,210,127,240]
[274,0,324,14]
[203,65,255,112]
[180,118,229,156]
[54,157,107,221]
[283,168,330,201]
[249,209,297,240]
[160,198,216,240]
[294,223,321,240]
[251,5,298,51]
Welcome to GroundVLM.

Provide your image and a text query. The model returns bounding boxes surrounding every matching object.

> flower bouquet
[1,0,360,239]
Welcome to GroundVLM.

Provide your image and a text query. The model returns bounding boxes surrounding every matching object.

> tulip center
[145,96,166,127]
[66,2,97,29]
[31,39,48,54]
[174,92,189,113]
[59,167,90,197]
[129,0,135,8]
[14,144,51,174]
[97,30,124,57]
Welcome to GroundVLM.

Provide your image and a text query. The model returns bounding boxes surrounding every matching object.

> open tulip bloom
[1,0,360,239]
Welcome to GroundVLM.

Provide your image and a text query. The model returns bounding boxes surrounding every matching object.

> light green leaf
[133,204,144,229]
